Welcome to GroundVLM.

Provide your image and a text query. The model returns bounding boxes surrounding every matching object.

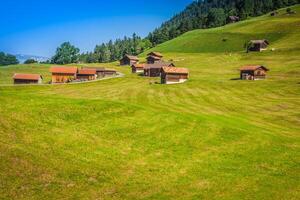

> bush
[24,59,38,64]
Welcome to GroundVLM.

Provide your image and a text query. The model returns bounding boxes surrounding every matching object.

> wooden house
[92,67,106,77]
[120,55,139,66]
[77,68,97,81]
[50,66,78,83]
[144,62,175,77]
[240,65,269,80]
[146,52,163,64]
[161,67,189,84]
[248,40,269,52]
[131,63,145,73]
[13,73,43,84]
[227,16,240,23]
[104,69,117,76]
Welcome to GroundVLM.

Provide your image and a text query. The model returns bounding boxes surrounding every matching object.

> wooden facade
[120,55,139,66]
[13,74,43,84]
[240,65,269,80]
[144,62,175,77]
[77,69,97,81]
[161,67,189,84]
[131,64,145,73]
[248,40,269,52]
[104,69,117,76]
[50,67,78,83]
[146,52,163,64]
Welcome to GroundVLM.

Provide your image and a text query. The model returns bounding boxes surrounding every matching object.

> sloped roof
[50,66,78,74]
[124,55,139,60]
[147,55,163,60]
[240,65,269,71]
[13,73,42,80]
[162,67,189,74]
[144,62,175,69]
[250,39,269,45]
[132,63,145,68]
[147,52,163,57]
[228,16,240,20]
[78,69,97,75]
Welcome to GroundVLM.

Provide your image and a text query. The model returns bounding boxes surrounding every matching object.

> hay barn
[146,52,163,64]
[161,67,189,84]
[131,63,145,73]
[120,55,139,66]
[248,40,269,52]
[227,16,240,23]
[13,74,43,84]
[144,62,175,77]
[77,69,97,81]
[50,66,78,83]
[240,65,269,80]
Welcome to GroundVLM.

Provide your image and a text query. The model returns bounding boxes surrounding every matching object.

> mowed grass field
[0,6,300,200]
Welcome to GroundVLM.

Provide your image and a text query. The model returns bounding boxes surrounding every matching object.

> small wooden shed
[120,55,139,66]
[104,69,117,76]
[146,52,163,64]
[77,68,97,81]
[161,67,189,84]
[13,73,43,84]
[227,16,240,23]
[248,40,269,52]
[144,62,175,77]
[240,65,269,80]
[50,66,78,83]
[131,63,145,73]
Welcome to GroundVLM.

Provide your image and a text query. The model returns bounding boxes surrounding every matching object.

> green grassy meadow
[0,6,299,200]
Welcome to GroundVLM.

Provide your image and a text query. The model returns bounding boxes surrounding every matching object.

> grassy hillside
[0,5,299,200]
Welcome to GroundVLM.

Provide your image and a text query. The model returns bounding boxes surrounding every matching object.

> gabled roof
[123,55,139,60]
[144,62,175,69]
[147,55,163,60]
[228,16,240,20]
[78,69,97,75]
[13,73,43,80]
[162,67,189,74]
[240,65,269,71]
[50,66,78,74]
[250,39,269,45]
[147,52,163,57]
[132,63,145,68]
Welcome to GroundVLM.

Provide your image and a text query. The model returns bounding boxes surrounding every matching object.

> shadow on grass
[230,78,241,81]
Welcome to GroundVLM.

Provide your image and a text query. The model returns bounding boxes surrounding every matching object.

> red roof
[240,65,269,71]
[50,66,78,74]
[13,73,42,80]
[78,69,97,75]
[162,67,189,74]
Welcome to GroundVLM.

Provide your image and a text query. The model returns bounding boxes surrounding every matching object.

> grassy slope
[0,6,299,200]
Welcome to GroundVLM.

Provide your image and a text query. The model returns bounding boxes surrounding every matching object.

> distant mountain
[15,54,50,63]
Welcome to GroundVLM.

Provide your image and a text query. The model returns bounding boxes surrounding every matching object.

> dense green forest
[0,52,19,66]
[51,0,299,64]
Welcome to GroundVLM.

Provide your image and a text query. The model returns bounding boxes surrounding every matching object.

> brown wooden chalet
[50,66,78,83]
[13,73,43,84]
[144,62,175,77]
[248,40,269,52]
[120,55,139,66]
[161,67,189,84]
[240,65,269,80]
[227,16,240,23]
[131,63,145,73]
[77,68,97,81]
[146,52,163,64]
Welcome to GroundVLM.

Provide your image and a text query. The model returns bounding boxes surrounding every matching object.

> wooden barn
[120,55,139,66]
[144,62,175,77]
[93,67,106,78]
[77,68,97,81]
[50,66,78,83]
[131,63,145,73]
[146,52,163,64]
[248,40,269,52]
[104,69,117,76]
[13,73,43,84]
[161,67,189,84]
[227,16,240,23]
[240,65,269,80]
[271,11,279,16]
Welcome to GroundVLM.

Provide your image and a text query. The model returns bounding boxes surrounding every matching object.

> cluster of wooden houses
[121,52,190,84]
[13,66,117,84]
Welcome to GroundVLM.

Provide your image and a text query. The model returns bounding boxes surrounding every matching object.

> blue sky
[0,0,192,57]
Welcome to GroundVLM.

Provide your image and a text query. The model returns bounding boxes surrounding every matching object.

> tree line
[0,52,19,66]
[48,0,299,64]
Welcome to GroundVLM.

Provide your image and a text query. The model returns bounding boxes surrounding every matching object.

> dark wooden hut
[240,65,269,80]
[146,52,163,64]
[144,62,175,77]
[248,40,269,52]
[77,69,97,81]
[120,55,139,66]
[227,16,240,23]
[270,11,279,16]
[13,73,43,84]
[50,66,78,83]
[161,67,189,84]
